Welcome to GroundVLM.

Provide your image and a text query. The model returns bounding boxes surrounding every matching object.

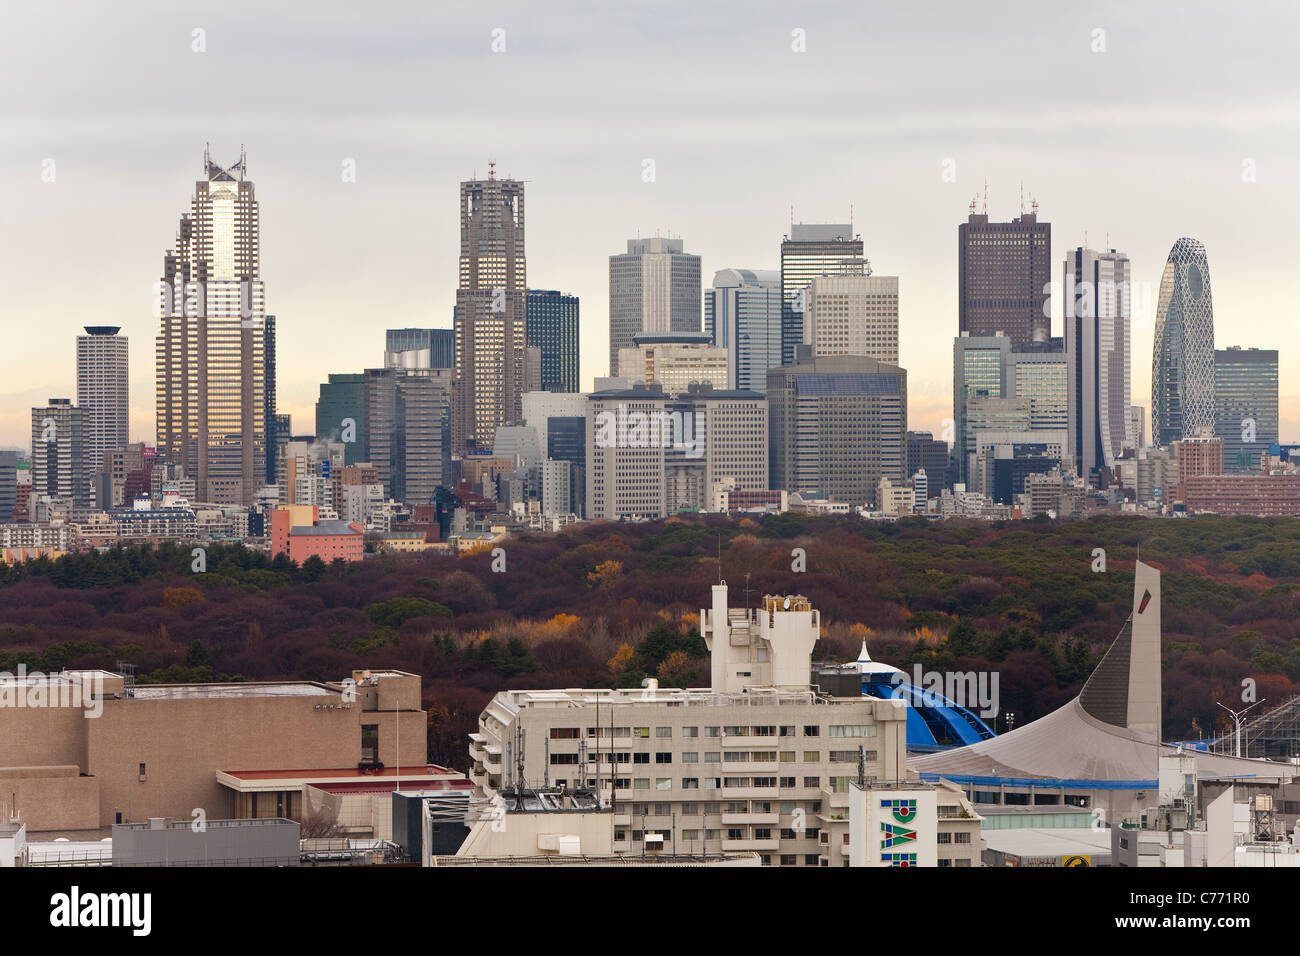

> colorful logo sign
[880,822,916,848]
[882,798,916,823]
[881,852,917,867]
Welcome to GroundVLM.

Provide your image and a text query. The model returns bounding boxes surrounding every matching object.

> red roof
[222,765,459,781]
[309,779,475,795]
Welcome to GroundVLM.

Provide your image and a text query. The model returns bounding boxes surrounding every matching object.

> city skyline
[4,2,1300,450]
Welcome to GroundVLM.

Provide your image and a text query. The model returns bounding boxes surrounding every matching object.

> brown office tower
[156,146,267,504]
[958,206,1051,346]
[453,168,530,454]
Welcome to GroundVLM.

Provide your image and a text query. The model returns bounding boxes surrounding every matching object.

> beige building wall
[0,671,426,832]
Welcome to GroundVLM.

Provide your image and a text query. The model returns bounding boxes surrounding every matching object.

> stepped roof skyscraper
[453,168,529,453]
[155,146,267,504]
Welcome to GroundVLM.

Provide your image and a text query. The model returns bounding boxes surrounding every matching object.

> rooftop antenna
[717,534,722,584]
[1031,193,1039,215]
[1019,181,1024,215]
[488,159,496,181]
[982,179,988,214]
[968,194,978,215]
[744,572,752,612]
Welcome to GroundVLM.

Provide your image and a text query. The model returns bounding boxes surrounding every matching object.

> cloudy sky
[3,0,1298,449]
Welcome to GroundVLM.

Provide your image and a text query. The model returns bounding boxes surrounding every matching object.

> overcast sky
[3,0,1298,450]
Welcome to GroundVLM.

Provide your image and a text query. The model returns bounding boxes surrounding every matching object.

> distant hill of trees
[2,514,1298,769]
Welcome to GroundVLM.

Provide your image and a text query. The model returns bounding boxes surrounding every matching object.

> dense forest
[2,513,1299,770]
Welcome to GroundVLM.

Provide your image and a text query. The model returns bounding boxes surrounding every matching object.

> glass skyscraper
[316,373,367,466]
[1215,346,1278,471]
[1152,237,1216,445]
[385,328,455,369]
[705,269,782,393]
[779,224,862,366]
[525,290,580,392]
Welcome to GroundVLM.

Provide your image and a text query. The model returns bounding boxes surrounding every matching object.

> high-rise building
[906,431,952,493]
[584,384,767,520]
[1127,405,1146,451]
[704,269,782,393]
[521,391,586,457]
[316,373,368,466]
[767,354,906,508]
[31,399,85,506]
[0,451,17,523]
[263,314,280,487]
[385,328,455,370]
[618,332,729,392]
[365,367,452,504]
[1064,247,1132,483]
[952,333,1011,485]
[779,223,863,366]
[76,326,129,506]
[453,171,529,453]
[958,207,1051,346]
[155,147,267,504]
[1214,347,1278,472]
[1152,238,1216,445]
[525,290,580,392]
[395,368,453,506]
[803,271,899,364]
[1174,428,1224,499]
[1006,340,1068,432]
[608,237,701,375]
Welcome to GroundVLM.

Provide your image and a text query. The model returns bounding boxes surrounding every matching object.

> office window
[634,778,650,790]
[704,829,720,840]
[803,751,820,762]
[937,832,952,844]
[780,751,797,762]
[550,727,580,739]
[682,829,699,841]
[549,753,578,765]
[805,854,820,866]
[682,726,699,738]
[656,752,673,764]
[656,778,671,791]
[704,727,721,738]
[780,777,796,788]
[634,727,650,738]
[682,752,698,763]
[632,803,649,815]
[955,832,971,844]
[803,725,820,737]
[705,752,721,763]
[779,726,796,737]
[682,778,699,789]
[829,725,877,738]
[727,828,744,840]
[633,752,650,764]
[681,802,699,815]
[654,802,670,815]
[803,776,820,788]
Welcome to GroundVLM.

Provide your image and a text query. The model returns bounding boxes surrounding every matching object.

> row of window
[554,724,874,740]
[550,750,878,766]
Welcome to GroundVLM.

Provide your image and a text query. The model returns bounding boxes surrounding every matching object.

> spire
[857,641,872,664]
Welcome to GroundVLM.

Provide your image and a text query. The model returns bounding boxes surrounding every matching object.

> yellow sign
[1062,855,1091,867]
